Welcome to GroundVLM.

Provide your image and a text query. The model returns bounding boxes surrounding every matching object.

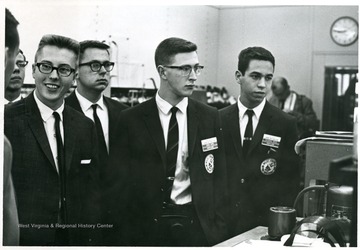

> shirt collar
[156,91,188,115]
[34,90,64,121]
[6,95,22,104]
[237,95,266,120]
[75,88,106,111]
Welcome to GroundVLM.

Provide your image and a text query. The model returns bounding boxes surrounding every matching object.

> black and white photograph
[2,1,358,248]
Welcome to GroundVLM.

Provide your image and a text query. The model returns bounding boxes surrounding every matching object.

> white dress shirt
[34,91,64,173]
[237,96,266,146]
[75,89,109,152]
[6,95,22,104]
[156,92,191,205]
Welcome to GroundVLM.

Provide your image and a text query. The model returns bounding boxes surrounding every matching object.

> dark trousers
[155,203,208,246]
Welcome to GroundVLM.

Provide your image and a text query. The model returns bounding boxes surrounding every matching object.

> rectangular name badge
[201,137,218,152]
[262,134,281,148]
[81,159,91,164]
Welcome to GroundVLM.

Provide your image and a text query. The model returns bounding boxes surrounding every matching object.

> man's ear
[4,47,9,64]
[235,70,242,85]
[32,63,36,79]
[157,66,167,80]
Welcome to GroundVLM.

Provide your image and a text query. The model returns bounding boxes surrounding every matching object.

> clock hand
[333,29,347,33]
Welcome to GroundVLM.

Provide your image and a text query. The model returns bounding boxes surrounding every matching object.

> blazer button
[154,218,158,223]
[160,188,164,192]
[240,178,245,184]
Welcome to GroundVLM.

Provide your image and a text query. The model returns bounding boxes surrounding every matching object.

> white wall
[5,3,359,121]
[217,5,358,121]
[5,2,220,89]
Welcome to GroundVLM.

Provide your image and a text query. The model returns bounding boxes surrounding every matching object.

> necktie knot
[245,109,254,118]
[91,104,98,113]
[170,106,178,116]
[53,111,61,122]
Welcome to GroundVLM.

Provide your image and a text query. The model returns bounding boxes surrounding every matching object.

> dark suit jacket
[65,91,128,157]
[5,92,101,246]
[65,90,128,245]
[220,101,300,237]
[108,97,228,246]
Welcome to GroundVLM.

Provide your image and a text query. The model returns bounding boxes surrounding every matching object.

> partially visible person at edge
[6,49,28,104]
[3,7,21,246]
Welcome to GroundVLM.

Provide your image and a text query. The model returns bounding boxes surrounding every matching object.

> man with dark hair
[269,76,318,139]
[5,8,20,86]
[5,34,101,246]
[3,7,20,246]
[65,40,128,245]
[6,49,28,103]
[220,47,300,237]
[108,37,228,246]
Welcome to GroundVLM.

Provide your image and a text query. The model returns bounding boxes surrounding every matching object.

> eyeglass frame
[161,64,204,76]
[79,61,115,72]
[16,61,28,68]
[35,62,75,77]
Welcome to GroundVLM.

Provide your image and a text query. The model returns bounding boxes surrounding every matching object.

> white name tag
[201,137,218,152]
[261,134,281,148]
[81,159,91,164]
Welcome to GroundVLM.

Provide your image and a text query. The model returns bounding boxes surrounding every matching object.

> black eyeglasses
[36,63,75,77]
[162,65,204,76]
[16,61,28,68]
[79,61,115,72]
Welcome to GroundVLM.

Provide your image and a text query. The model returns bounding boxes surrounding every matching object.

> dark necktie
[91,104,108,168]
[53,112,67,224]
[280,100,285,110]
[243,109,254,157]
[165,107,179,202]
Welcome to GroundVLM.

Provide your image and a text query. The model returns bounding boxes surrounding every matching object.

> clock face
[330,16,359,46]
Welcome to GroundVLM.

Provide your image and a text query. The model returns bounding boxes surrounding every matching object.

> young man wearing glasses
[108,37,228,246]
[5,34,102,246]
[5,49,28,104]
[65,40,128,245]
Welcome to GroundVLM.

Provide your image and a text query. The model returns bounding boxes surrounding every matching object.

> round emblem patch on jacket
[204,154,214,174]
[260,158,277,175]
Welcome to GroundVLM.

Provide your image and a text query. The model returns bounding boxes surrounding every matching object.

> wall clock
[330,16,358,46]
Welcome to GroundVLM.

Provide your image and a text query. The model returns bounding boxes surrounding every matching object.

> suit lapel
[248,102,273,154]
[26,93,57,171]
[63,106,77,173]
[143,98,166,168]
[65,91,83,114]
[227,104,243,160]
[187,100,199,158]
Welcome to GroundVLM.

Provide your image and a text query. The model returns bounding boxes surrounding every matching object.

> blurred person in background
[5,49,28,104]
[268,76,318,139]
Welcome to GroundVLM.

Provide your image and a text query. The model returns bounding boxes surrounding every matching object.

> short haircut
[238,47,275,75]
[5,8,20,51]
[18,49,26,62]
[79,40,110,61]
[34,34,80,64]
[155,37,197,67]
[277,77,289,89]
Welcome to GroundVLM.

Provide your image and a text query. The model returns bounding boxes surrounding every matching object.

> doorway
[322,67,358,131]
